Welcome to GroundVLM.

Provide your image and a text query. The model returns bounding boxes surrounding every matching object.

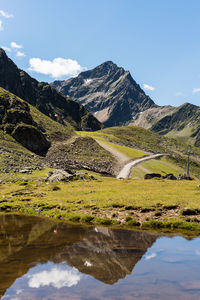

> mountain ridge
[51,61,156,127]
[52,60,200,147]
[0,48,102,131]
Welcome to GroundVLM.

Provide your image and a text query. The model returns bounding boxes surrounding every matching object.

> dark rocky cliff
[0,87,50,155]
[0,48,102,131]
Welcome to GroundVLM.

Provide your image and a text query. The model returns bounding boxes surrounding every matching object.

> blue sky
[1,0,200,107]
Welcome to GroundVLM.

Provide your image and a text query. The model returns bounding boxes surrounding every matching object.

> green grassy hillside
[131,157,185,179]
[78,126,200,179]
[0,87,76,173]
[0,88,117,175]
[151,103,200,147]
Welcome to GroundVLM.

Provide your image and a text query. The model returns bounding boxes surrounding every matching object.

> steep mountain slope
[0,88,115,174]
[0,87,73,172]
[129,103,200,147]
[130,105,175,129]
[0,48,102,131]
[51,61,156,127]
[150,103,200,147]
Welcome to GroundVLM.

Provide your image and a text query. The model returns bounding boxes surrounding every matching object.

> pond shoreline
[1,210,200,238]
[1,169,200,237]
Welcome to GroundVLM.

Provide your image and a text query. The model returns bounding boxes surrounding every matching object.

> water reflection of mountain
[57,227,158,284]
[0,214,158,297]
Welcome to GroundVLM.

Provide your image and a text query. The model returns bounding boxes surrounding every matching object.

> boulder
[144,173,162,179]
[12,124,51,155]
[3,109,34,125]
[162,173,177,180]
[44,169,96,182]
[45,169,74,182]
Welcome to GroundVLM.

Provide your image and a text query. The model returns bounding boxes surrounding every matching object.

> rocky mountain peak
[51,61,156,127]
[89,60,122,76]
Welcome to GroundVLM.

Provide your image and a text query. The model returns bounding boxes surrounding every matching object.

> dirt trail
[117,154,166,179]
[95,140,130,164]
[95,140,166,179]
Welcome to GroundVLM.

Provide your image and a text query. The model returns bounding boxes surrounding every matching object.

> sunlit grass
[77,130,146,159]
[131,157,185,179]
[1,169,200,226]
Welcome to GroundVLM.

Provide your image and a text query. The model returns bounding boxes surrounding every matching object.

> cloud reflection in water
[28,266,81,289]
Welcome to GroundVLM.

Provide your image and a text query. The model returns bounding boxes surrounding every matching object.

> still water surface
[0,214,200,300]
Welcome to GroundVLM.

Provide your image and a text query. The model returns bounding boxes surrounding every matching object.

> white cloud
[145,252,157,260]
[29,57,85,78]
[10,42,23,49]
[143,84,155,91]
[195,250,200,255]
[0,10,13,18]
[0,20,3,31]
[28,267,81,289]
[193,88,200,93]
[16,51,25,57]
[1,46,11,52]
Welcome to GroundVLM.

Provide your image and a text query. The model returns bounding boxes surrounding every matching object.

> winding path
[117,153,166,179]
[96,140,129,164]
[95,139,166,179]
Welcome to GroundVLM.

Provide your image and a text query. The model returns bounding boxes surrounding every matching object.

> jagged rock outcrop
[12,124,50,155]
[52,61,156,127]
[0,48,102,131]
[0,87,50,155]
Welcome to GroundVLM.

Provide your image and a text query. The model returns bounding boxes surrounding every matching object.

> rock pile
[44,169,96,182]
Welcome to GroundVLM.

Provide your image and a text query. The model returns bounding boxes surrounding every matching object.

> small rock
[19,168,32,174]
[182,208,199,216]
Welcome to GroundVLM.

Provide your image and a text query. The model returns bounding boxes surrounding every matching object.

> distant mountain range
[52,61,200,147]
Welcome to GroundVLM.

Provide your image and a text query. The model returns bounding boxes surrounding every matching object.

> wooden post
[186,151,190,179]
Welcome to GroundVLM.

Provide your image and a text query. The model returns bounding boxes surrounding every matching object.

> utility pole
[186,150,190,179]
